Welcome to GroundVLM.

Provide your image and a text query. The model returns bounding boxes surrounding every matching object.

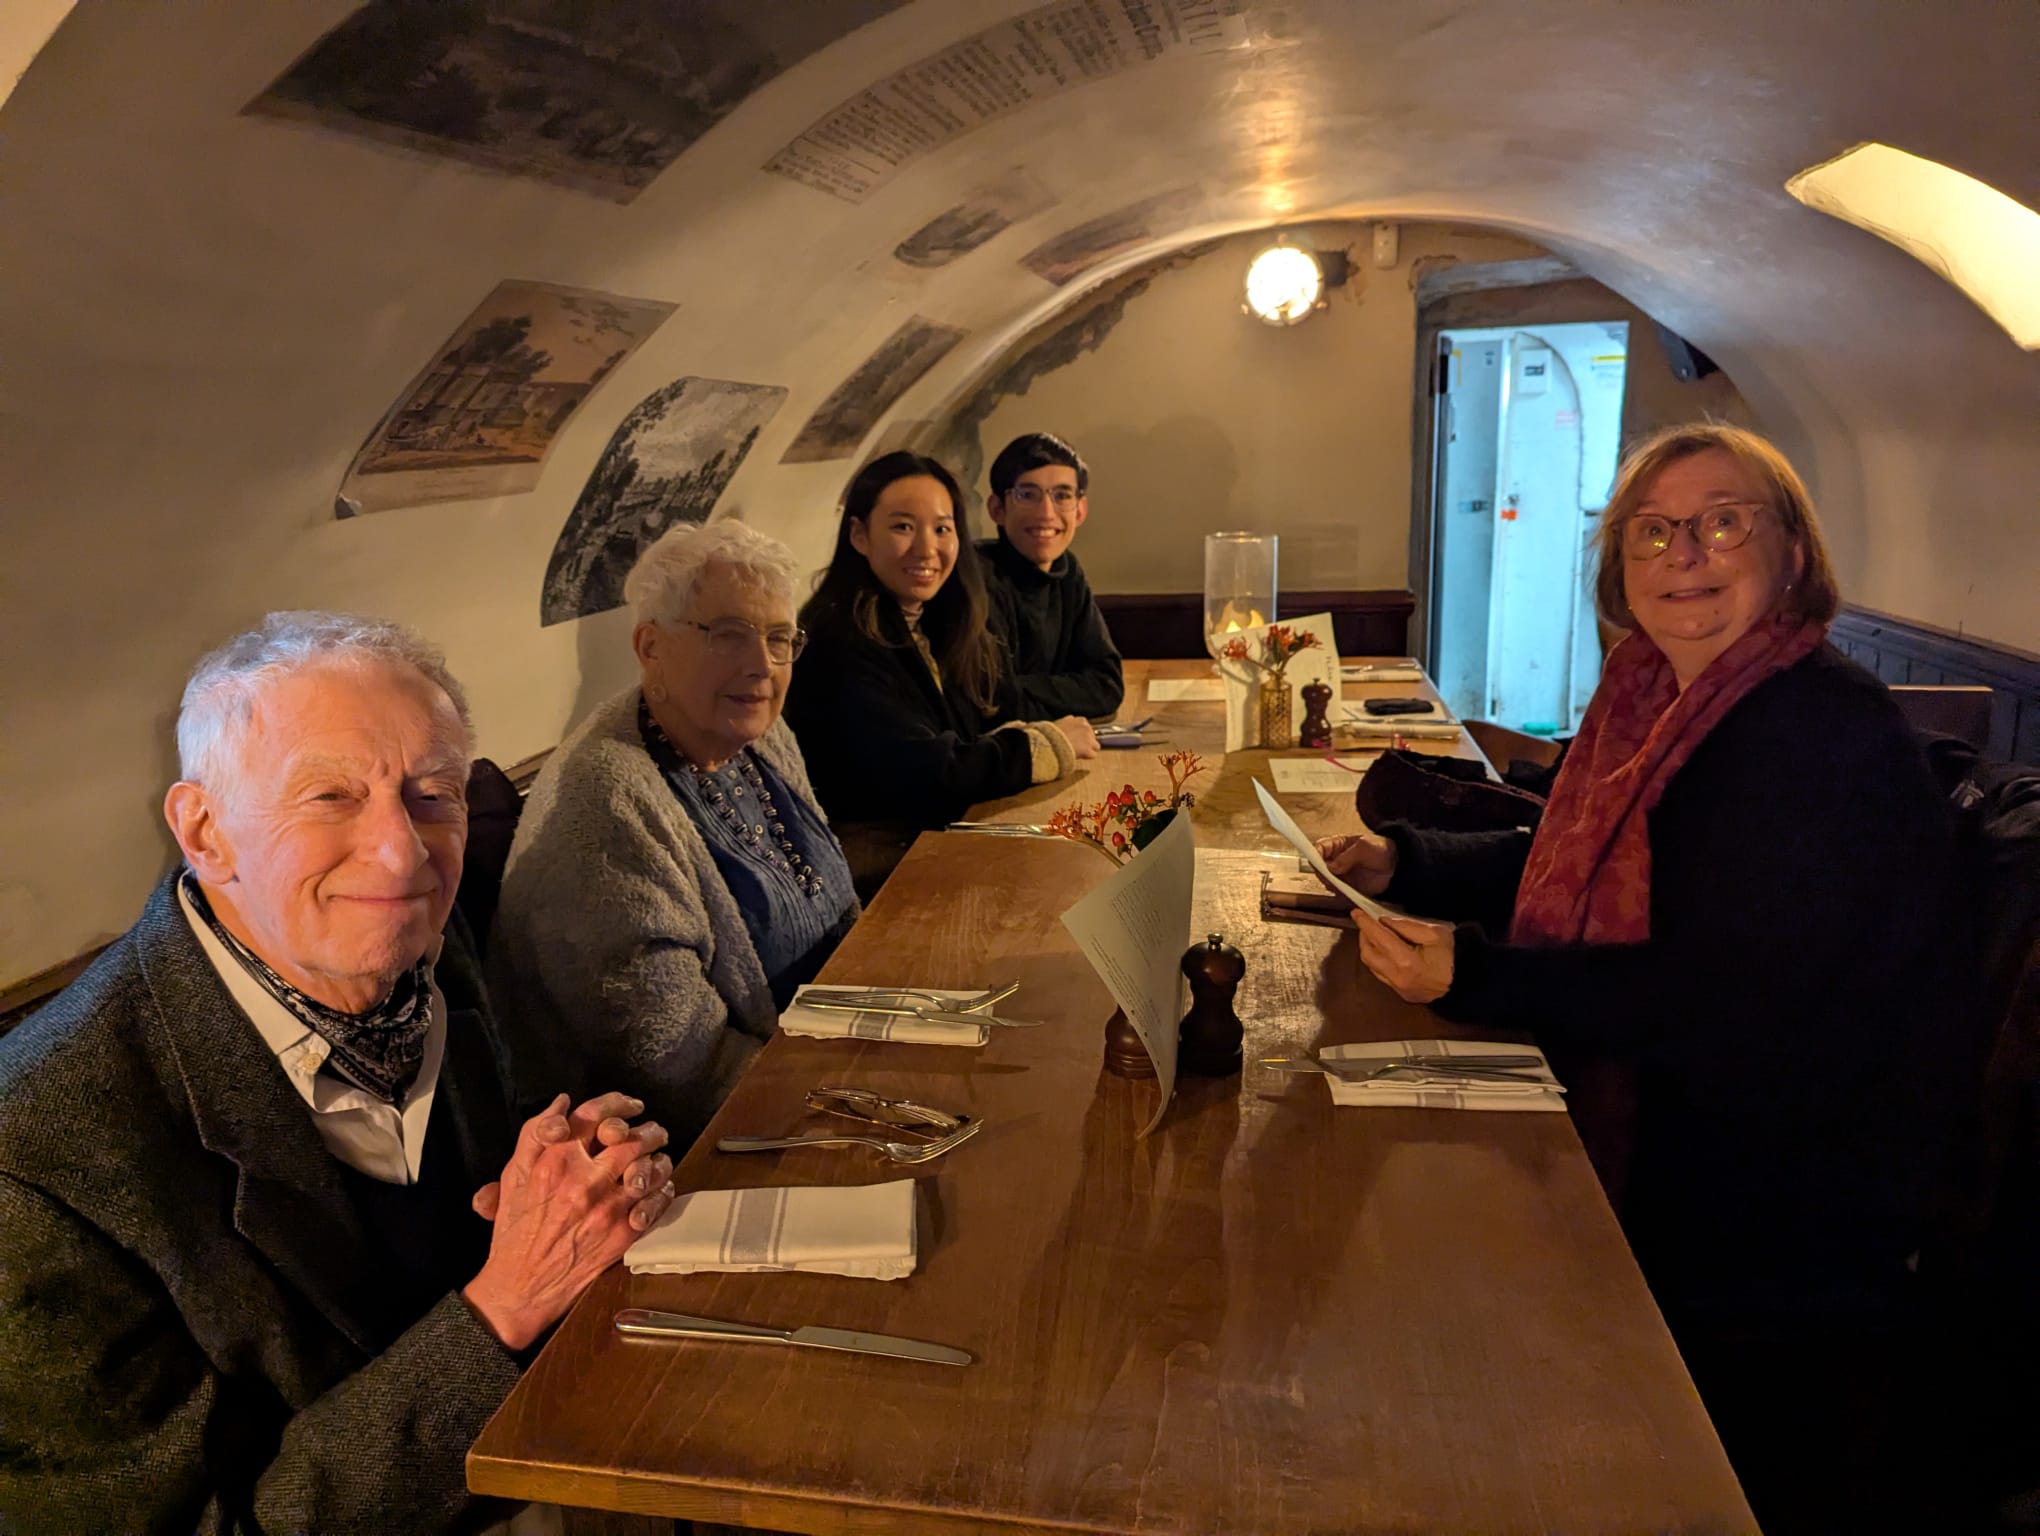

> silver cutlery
[615,1308,972,1366]
[798,997,1040,1030]
[804,1085,968,1135]
[1265,1052,1543,1073]
[716,1118,982,1163]
[801,982,1019,1014]
[1262,1054,1561,1090]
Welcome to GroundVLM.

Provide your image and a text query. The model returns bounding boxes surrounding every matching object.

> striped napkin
[1322,1038,1566,1113]
[625,1178,918,1279]
[778,985,988,1047]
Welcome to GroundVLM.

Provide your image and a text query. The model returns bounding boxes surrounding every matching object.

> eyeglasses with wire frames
[1620,501,1769,561]
[681,618,807,664]
[1003,484,1082,510]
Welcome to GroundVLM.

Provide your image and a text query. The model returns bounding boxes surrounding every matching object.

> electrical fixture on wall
[1243,239,1326,326]
[1786,142,2040,349]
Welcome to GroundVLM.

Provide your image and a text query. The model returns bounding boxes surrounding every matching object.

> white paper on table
[1147,676,1226,702]
[1269,755,1380,795]
[1251,777,1397,920]
[1059,807,1195,1137]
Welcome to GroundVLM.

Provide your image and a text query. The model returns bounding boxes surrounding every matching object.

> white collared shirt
[177,879,446,1186]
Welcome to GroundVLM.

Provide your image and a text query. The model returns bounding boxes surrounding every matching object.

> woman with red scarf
[1321,424,1957,1532]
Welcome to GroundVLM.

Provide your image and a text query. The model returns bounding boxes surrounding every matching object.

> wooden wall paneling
[1095,588,1415,661]
[1831,607,2040,764]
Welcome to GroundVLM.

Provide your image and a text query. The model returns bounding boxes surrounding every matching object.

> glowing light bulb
[1244,244,1324,326]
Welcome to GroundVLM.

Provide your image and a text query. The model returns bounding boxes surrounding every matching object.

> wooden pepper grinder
[1102,1008,1156,1079]
[1298,680,1334,749]
[1177,932,1246,1076]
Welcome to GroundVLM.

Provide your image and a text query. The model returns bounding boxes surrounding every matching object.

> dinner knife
[614,1309,972,1366]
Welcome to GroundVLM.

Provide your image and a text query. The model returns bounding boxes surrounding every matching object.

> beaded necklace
[639,701,830,903]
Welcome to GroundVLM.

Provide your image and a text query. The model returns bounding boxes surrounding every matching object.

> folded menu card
[778,986,988,1047]
[626,1178,919,1279]
[1320,1040,1567,1113]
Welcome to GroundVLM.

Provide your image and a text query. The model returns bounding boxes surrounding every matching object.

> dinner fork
[715,1119,982,1163]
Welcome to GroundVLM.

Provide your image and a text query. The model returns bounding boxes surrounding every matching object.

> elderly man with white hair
[0,612,676,1533]
[492,518,858,1142]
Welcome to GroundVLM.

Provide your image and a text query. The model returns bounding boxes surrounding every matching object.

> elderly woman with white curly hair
[491,519,857,1140]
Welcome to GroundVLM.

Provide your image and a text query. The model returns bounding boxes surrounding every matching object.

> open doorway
[1425,321,1628,733]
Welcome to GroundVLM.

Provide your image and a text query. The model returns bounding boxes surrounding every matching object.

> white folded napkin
[625,1178,919,1279]
[1338,714,1463,739]
[779,985,988,1047]
[1322,1038,1566,1113]
[1343,664,1425,682]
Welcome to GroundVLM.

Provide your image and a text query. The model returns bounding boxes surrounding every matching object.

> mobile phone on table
[1361,697,1434,716]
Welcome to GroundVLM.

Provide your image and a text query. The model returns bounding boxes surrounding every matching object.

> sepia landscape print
[1019,186,1208,286]
[541,376,786,625]
[780,317,967,464]
[339,279,673,514]
[249,0,904,202]
[894,169,1058,269]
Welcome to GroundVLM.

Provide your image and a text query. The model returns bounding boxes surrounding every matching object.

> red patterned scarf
[1511,612,1827,947]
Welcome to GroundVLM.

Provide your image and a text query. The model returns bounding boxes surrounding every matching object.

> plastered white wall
[962,224,1548,594]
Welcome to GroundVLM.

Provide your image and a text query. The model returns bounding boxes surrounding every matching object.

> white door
[1429,337,1504,722]
[1428,322,1626,732]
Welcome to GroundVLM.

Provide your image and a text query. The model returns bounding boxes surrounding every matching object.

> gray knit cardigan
[488,687,855,1140]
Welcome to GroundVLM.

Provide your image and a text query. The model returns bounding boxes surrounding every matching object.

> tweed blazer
[0,875,525,1535]
[488,688,855,1143]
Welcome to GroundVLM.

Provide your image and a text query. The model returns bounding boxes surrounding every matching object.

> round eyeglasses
[1005,485,1081,510]
[684,619,807,664]
[1621,502,1766,560]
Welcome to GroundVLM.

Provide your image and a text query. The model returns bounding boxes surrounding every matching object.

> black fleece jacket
[784,593,1033,830]
[1382,645,1960,1322]
[976,535,1124,721]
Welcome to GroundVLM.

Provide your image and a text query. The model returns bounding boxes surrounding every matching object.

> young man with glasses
[979,431,1125,720]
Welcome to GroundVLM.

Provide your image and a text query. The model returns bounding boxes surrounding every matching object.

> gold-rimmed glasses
[1621,501,1767,560]
[683,618,807,664]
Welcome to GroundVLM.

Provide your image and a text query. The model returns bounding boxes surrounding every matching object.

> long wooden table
[469,660,1754,1534]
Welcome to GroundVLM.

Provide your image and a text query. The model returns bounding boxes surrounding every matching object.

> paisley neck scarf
[181,870,434,1104]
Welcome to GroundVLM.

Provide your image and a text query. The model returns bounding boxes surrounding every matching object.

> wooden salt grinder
[1177,932,1247,1076]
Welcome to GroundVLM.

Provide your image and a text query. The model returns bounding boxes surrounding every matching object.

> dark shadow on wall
[568,604,637,740]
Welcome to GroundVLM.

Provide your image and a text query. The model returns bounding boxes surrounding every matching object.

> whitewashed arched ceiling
[1,0,2035,978]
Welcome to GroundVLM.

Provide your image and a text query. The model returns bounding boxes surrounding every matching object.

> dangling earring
[645,678,669,704]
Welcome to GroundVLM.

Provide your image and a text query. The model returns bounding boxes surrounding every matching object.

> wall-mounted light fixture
[1243,239,1325,326]
[1786,142,2040,350]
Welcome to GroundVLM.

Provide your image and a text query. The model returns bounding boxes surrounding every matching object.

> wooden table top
[468,660,1753,1535]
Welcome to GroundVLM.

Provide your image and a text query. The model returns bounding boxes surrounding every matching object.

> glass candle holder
[1204,531,1278,663]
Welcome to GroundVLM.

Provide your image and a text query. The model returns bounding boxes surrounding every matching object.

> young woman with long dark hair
[785,451,1097,894]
